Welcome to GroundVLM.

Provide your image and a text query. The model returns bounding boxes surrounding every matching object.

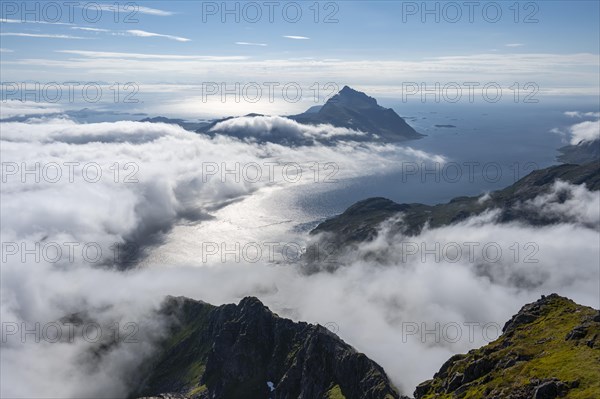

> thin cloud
[235,42,268,47]
[86,4,174,16]
[126,29,190,42]
[136,5,176,16]
[0,33,86,39]
[56,50,246,61]
[283,35,310,40]
[505,43,525,47]
[0,18,73,25]
[0,48,14,52]
[565,111,600,118]
[71,27,110,32]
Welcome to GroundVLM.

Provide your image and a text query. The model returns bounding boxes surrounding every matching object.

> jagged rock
[462,357,495,384]
[133,296,400,399]
[566,325,588,341]
[413,380,433,398]
[533,379,568,399]
[502,294,556,334]
[445,372,464,392]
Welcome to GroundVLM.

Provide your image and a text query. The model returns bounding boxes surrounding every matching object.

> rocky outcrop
[133,296,401,399]
[414,294,600,398]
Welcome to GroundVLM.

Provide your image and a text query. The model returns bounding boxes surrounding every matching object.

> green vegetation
[417,295,600,398]
[187,384,207,397]
[327,384,346,399]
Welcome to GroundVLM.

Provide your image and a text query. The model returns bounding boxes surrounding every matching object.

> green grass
[419,296,600,398]
[327,384,346,399]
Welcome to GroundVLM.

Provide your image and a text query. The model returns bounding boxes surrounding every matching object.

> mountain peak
[136,296,401,399]
[328,85,378,107]
[339,85,360,94]
[290,85,423,142]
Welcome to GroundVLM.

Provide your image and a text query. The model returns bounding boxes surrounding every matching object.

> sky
[1,2,600,397]
[1,0,599,116]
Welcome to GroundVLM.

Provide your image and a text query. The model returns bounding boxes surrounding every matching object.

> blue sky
[1,1,598,55]
[1,1,599,116]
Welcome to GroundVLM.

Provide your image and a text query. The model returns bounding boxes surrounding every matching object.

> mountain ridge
[133,296,402,399]
[304,162,600,269]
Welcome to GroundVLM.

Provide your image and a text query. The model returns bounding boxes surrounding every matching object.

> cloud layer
[1,116,598,398]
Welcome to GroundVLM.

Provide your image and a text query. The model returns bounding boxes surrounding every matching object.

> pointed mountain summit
[290,85,423,142]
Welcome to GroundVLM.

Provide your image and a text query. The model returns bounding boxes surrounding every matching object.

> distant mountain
[558,139,600,164]
[134,296,402,399]
[196,86,422,145]
[289,86,424,142]
[415,294,600,398]
[305,162,600,269]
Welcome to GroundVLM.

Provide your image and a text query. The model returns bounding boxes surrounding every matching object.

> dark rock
[566,325,588,341]
[413,380,433,398]
[446,372,464,392]
[533,379,569,399]
[586,333,598,348]
[433,354,465,379]
[134,296,399,399]
[463,357,495,383]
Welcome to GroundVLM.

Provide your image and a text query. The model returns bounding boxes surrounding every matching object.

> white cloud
[569,119,600,144]
[477,192,491,203]
[550,111,600,144]
[56,50,246,61]
[2,52,597,98]
[505,43,525,47]
[135,5,176,16]
[87,4,174,16]
[0,47,14,52]
[126,30,190,42]
[0,100,63,119]
[0,18,73,25]
[1,116,598,398]
[209,115,367,141]
[565,111,600,118]
[0,33,86,39]
[235,42,268,46]
[523,180,600,225]
[71,27,110,32]
[283,35,310,40]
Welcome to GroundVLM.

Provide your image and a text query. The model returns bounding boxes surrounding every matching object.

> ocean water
[293,100,599,219]
[146,99,599,265]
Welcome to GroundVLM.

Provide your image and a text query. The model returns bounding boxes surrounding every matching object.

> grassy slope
[417,295,600,398]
